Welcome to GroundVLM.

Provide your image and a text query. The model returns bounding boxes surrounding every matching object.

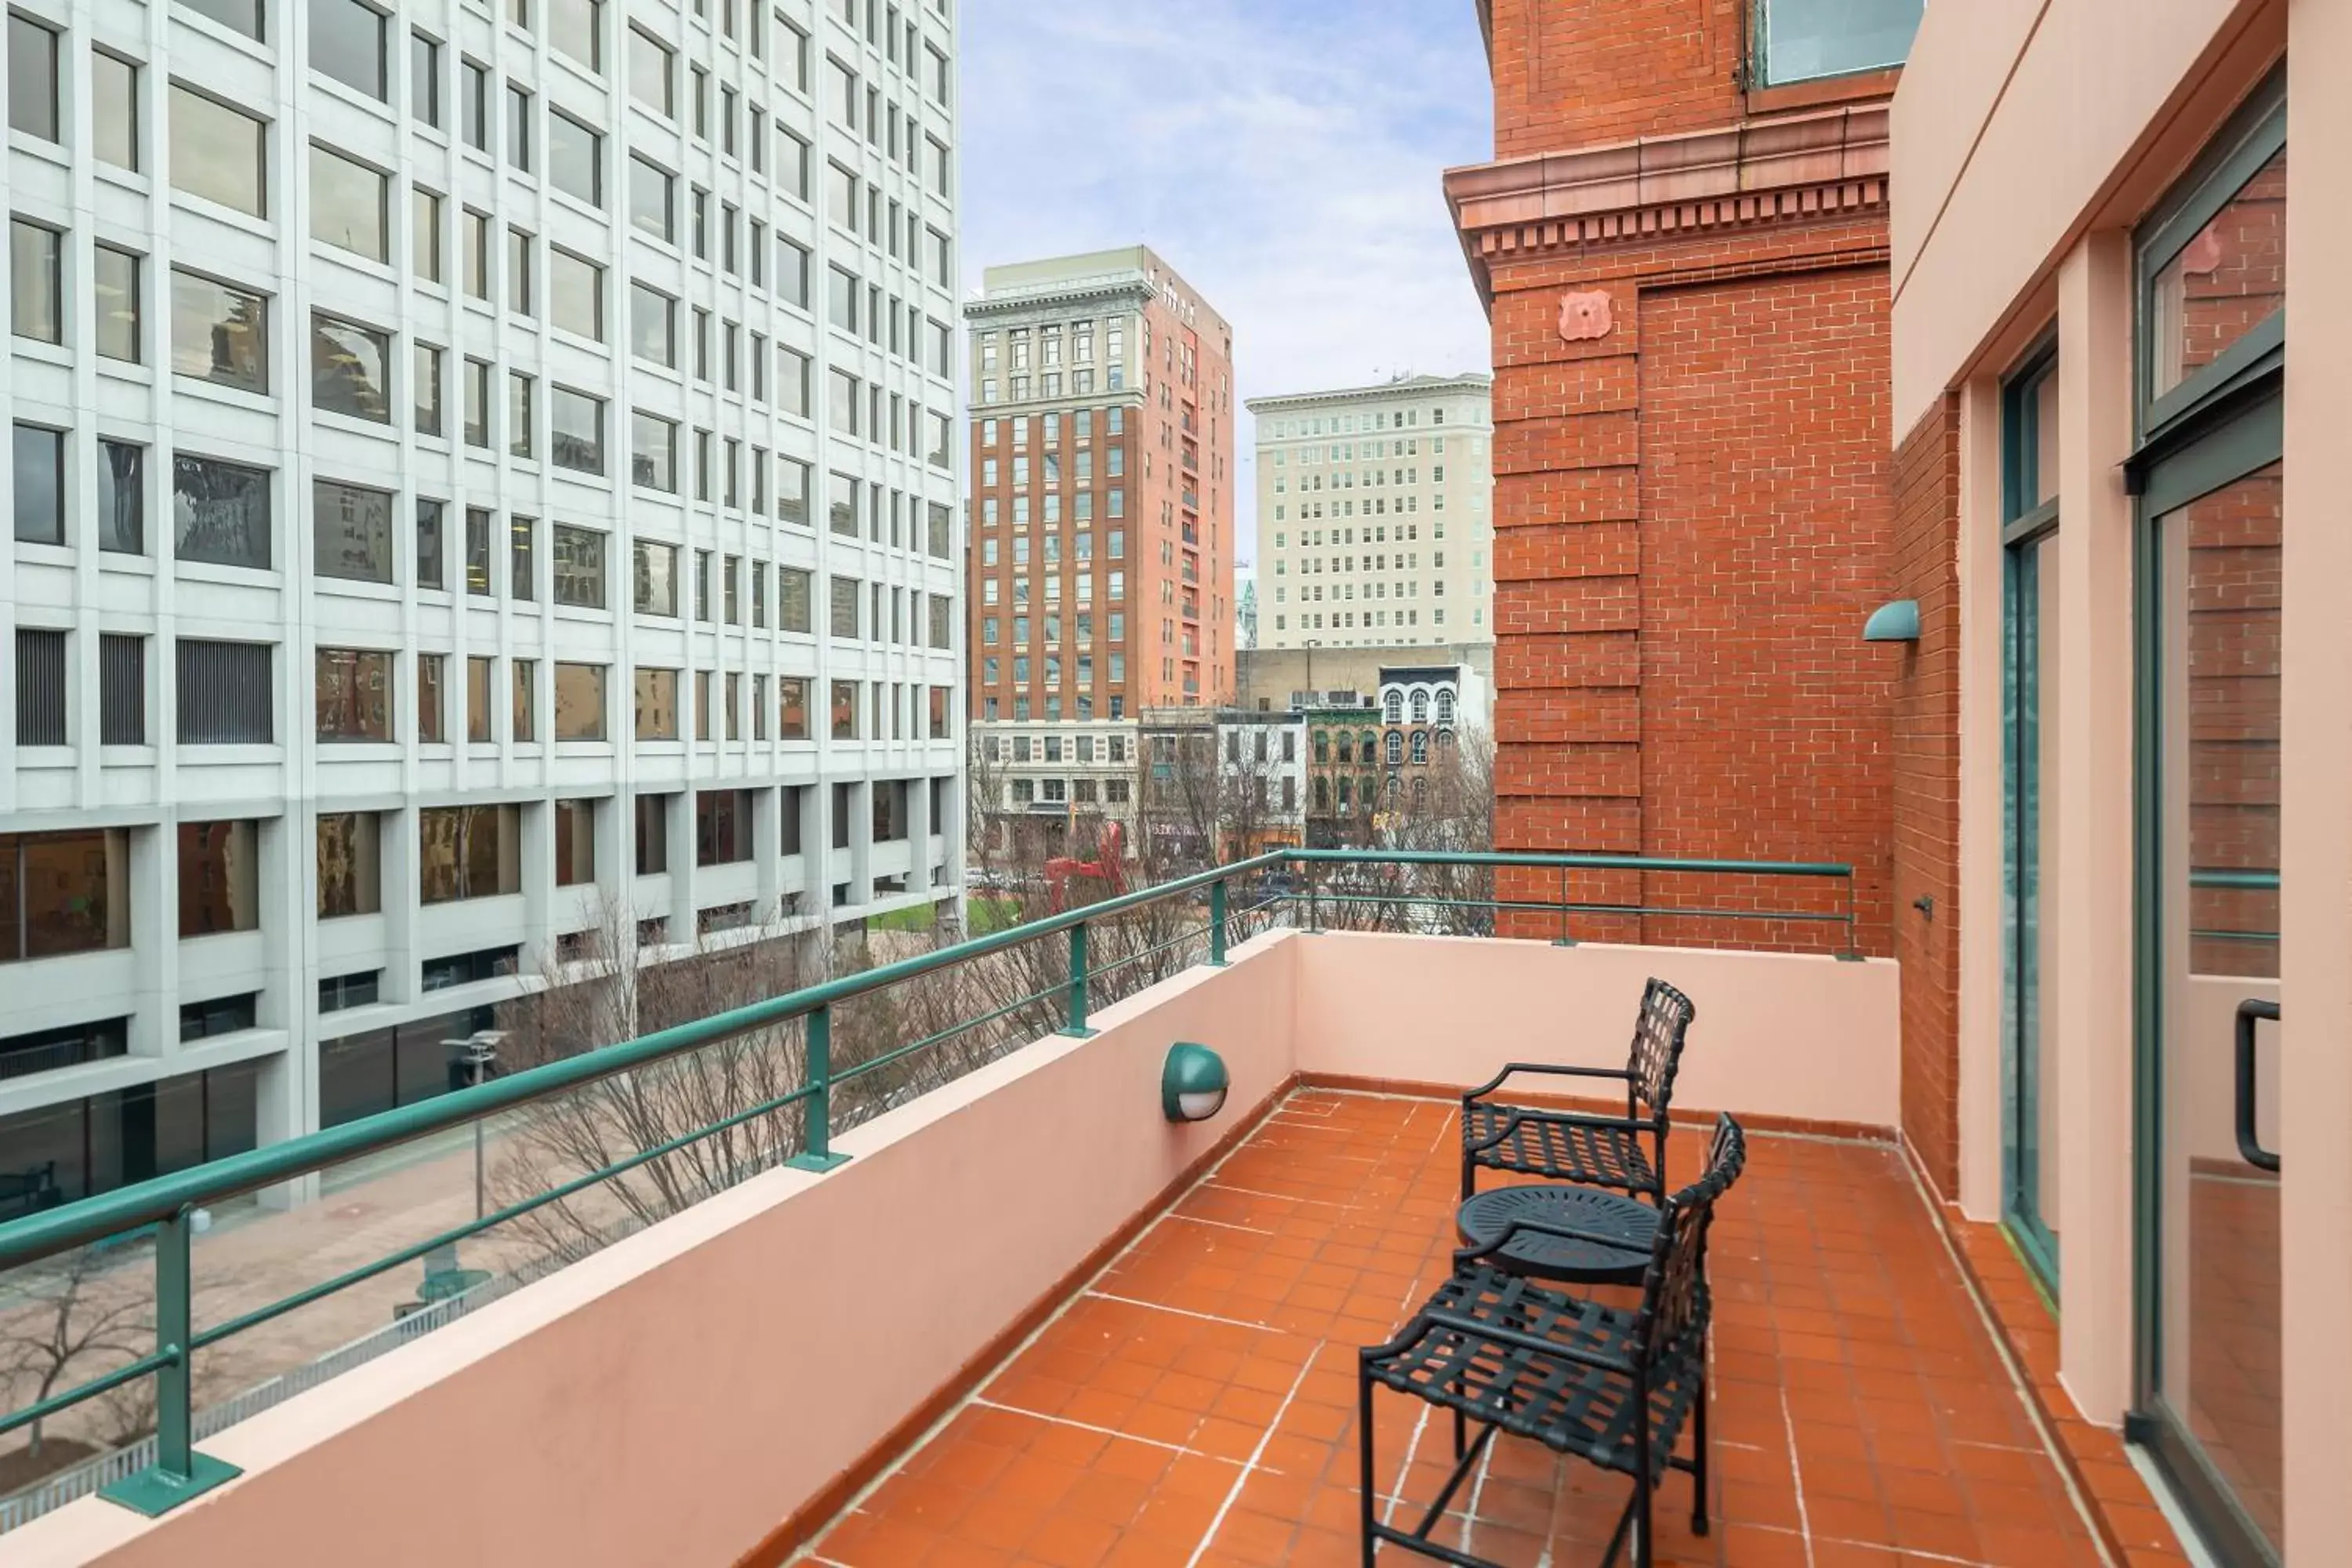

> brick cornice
[1443,103,1890,303]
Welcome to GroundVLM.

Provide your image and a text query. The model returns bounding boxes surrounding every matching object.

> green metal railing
[2188,866,2281,945]
[0,846,1854,1519]
[1286,848,1861,957]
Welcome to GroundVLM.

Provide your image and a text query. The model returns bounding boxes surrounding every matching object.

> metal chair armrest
[1493,1106,1653,1136]
[1462,1062,1636,1105]
[1462,1107,1527,1157]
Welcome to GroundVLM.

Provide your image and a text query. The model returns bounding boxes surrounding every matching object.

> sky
[956,0,1496,569]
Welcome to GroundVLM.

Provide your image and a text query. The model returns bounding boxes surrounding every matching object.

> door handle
[2234,997,2281,1173]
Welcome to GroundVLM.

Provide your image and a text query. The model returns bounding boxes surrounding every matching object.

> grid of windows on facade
[1255,390,1491,647]
[9,0,961,728]
[971,316,1128,407]
[970,403,1144,721]
[2,0,965,1193]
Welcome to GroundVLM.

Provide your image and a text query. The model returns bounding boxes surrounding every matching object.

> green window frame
[2132,67,2285,448]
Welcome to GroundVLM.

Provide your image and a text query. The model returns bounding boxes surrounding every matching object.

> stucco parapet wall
[1444,103,1890,274]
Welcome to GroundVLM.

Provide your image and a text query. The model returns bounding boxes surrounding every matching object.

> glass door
[2001,350,2061,1289]
[2136,439,2283,1566]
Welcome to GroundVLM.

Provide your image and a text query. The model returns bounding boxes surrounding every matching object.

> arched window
[1385,775,1403,800]
[1360,730,1377,761]
[1338,775,1352,811]
[1410,731,1429,765]
[1410,688,1430,724]
[1337,733,1353,764]
[1313,776,1330,811]
[1314,731,1330,764]
[1359,775,1376,810]
[1437,728,1456,751]
[1436,689,1457,726]
[1412,777,1428,808]
[1382,691,1403,724]
[1385,730,1403,766]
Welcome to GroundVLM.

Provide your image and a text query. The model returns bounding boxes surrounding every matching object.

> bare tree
[1303,726,1497,936]
[0,1247,151,1464]
[484,902,820,1268]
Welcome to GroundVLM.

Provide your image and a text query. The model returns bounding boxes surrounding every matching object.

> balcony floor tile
[797,1091,2114,1568]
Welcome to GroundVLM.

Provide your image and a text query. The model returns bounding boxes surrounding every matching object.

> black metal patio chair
[1360,1112,1745,1568]
[1460,977,1695,1204]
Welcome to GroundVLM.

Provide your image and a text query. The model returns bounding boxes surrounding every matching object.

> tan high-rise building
[1245,374,1494,650]
[965,248,1236,720]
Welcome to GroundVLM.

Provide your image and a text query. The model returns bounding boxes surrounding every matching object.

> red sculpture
[1044,821,1127,913]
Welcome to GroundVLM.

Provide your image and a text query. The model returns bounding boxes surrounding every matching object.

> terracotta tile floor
[797,1091,2111,1568]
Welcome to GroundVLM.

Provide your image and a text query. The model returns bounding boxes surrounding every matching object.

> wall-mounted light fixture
[1863,599,1921,642]
[1162,1043,1230,1123]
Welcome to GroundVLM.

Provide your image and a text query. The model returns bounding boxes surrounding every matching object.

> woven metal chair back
[1626,978,1697,1120]
[1632,1113,1745,1370]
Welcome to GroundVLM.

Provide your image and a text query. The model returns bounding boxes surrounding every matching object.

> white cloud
[957,0,1494,560]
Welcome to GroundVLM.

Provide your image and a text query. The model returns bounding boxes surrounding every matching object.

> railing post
[1553,863,1577,947]
[1062,921,1096,1036]
[1207,877,1229,967]
[99,1214,239,1515]
[1307,861,1322,933]
[788,1004,850,1171]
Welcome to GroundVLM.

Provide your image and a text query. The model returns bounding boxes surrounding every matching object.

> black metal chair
[1361,1114,1745,1568]
[1460,977,1696,1205]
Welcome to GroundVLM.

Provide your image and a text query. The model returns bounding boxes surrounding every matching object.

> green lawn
[966,895,1025,934]
[864,896,1027,935]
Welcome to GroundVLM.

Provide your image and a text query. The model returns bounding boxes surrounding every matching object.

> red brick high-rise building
[964,249,1236,722]
[1446,0,1922,962]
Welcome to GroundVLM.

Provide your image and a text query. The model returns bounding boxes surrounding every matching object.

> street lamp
[445,1030,506,1220]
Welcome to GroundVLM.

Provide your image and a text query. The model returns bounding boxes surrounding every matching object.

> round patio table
[1456,1185,1657,1286]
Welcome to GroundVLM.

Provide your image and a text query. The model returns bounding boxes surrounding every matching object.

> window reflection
[312,312,392,422]
[0,830,132,962]
[2149,146,2288,402]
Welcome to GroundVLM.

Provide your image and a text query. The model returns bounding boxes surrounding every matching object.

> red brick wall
[1891,396,1961,1196]
[1486,216,1898,956]
[1636,265,1896,951]
[1488,0,1747,157]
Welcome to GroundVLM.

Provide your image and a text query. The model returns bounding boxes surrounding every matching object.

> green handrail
[0,843,1855,1517]
[2189,868,2280,891]
[0,848,1290,1271]
[1290,848,1854,877]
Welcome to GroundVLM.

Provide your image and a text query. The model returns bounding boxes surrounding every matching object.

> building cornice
[1441,103,1890,306]
[1244,372,1494,416]
[965,277,1154,319]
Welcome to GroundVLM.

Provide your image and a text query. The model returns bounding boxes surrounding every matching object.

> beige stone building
[1245,374,1493,650]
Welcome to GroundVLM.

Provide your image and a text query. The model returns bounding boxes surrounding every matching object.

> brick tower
[1446,0,1919,959]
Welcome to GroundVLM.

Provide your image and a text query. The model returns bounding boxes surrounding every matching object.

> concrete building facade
[964,247,1235,721]
[0,0,962,1206]
[1246,372,1493,651]
[967,717,1135,862]
[1232,640,1494,724]
[1446,0,1915,952]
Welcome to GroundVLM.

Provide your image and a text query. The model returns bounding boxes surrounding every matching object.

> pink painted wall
[0,935,1305,1568]
[1889,0,2283,431]
[1288,933,1901,1133]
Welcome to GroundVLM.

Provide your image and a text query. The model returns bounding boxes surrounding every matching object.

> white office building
[1,0,961,1205]
[1247,372,1494,649]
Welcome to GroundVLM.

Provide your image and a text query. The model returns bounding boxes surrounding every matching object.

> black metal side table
[1455,1184,1658,1286]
